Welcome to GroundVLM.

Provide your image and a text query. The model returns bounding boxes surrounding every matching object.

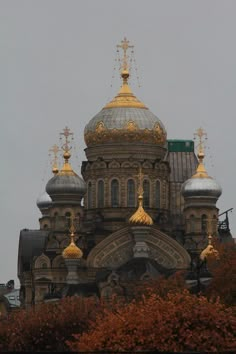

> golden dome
[84,38,166,148]
[129,195,153,226]
[63,239,83,259]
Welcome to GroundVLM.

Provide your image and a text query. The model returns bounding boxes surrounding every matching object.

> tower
[181,128,222,255]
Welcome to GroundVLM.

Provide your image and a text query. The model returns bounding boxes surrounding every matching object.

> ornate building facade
[18,38,227,307]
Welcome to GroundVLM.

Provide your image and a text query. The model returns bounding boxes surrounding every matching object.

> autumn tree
[0,296,102,352]
[68,290,236,353]
[206,241,236,306]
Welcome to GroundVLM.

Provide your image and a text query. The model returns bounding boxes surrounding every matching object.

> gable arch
[34,253,50,269]
[87,226,191,270]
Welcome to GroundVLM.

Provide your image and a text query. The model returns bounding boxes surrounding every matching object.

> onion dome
[129,168,153,226]
[46,129,86,203]
[129,194,153,226]
[84,38,166,148]
[182,152,222,200]
[36,191,52,210]
[181,129,222,200]
[62,229,83,259]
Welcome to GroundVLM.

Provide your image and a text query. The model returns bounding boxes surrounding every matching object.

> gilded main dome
[84,67,166,147]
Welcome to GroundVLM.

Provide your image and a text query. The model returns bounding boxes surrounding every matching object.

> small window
[97,180,104,208]
[9,296,15,300]
[189,215,195,233]
[127,179,135,207]
[42,263,47,269]
[201,214,207,233]
[155,180,160,208]
[111,179,119,207]
[88,182,92,208]
[143,180,150,208]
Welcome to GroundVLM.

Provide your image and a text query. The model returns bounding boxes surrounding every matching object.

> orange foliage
[0,296,102,352]
[68,290,236,352]
[132,271,187,300]
[206,241,236,306]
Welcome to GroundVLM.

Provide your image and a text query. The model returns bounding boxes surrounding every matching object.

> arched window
[111,179,119,207]
[65,212,71,229]
[127,179,135,207]
[155,180,161,208]
[189,214,195,233]
[201,214,208,233]
[87,182,92,208]
[143,180,150,208]
[97,180,104,208]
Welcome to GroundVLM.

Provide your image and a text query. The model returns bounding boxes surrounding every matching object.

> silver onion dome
[46,174,86,198]
[36,191,52,210]
[181,177,222,199]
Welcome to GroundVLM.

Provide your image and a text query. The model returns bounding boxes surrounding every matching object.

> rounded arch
[47,239,59,249]
[121,161,132,168]
[52,255,65,268]
[108,160,120,169]
[34,253,50,269]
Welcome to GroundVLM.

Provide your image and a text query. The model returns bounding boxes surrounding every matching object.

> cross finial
[135,166,144,196]
[194,127,207,161]
[60,126,73,153]
[117,37,134,78]
[60,126,74,162]
[49,144,60,174]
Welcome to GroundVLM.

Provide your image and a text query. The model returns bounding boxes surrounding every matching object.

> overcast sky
[1,0,235,286]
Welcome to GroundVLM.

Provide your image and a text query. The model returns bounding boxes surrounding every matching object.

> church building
[18,38,227,307]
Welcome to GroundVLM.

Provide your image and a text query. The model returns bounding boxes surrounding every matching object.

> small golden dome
[129,195,153,226]
[200,235,219,261]
[63,240,83,259]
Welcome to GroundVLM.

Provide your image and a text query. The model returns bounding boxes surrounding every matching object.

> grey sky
[1,0,235,285]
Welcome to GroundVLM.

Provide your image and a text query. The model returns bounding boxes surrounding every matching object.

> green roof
[167,140,194,152]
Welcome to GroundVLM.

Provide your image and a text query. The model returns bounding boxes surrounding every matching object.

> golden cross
[117,37,134,72]
[60,126,73,153]
[49,144,60,173]
[194,127,207,156]
[135,166,144,196]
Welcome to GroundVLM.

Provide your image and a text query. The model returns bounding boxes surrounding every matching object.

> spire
[129,167,153,226]
[49,144,60,175]
[104,37,146,109]
[192,128,210,179]
[62,214,83,259]
[58,126,76,176]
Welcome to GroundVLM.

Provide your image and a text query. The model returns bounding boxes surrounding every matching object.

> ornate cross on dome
[60,126,74,154]
[136,166,144,196]
[117,37,134,73]
[49,144,60,174]
[194,127,207,158]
